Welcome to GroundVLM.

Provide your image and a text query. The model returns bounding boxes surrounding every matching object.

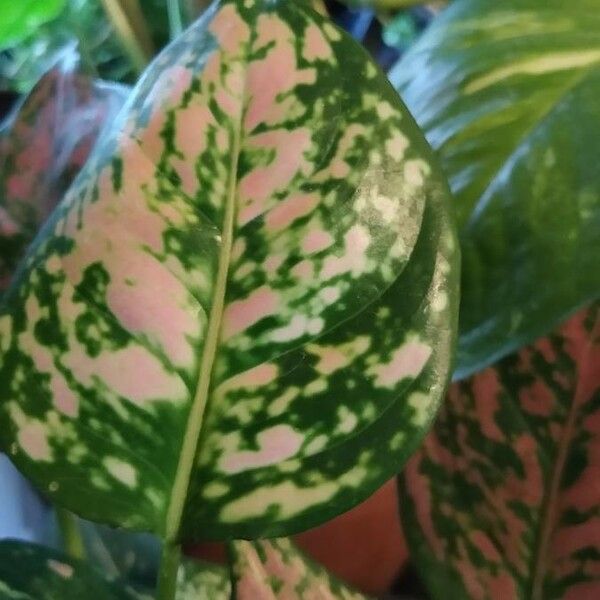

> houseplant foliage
[400,302,600,599]
[0,540,143,599]
[0,0,458,596]
[0,0,66,51]
[390,0,600,377]
[0,47,128,294]
[229,538,368,599]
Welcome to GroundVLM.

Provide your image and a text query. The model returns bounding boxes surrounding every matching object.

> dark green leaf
[400,302,600,599]
[0,0,458,541]
[0,540,144,599]
[0,0,65,51]
[390,0,600,377]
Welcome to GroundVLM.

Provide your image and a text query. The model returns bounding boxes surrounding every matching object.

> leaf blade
[0,0,458,541]
[400,303,600,599]
[390,0,600,377]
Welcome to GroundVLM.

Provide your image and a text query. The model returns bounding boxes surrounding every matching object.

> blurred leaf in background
[0,0,200,93]
[0,0,66,51]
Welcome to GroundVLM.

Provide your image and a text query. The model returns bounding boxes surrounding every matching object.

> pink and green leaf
[230,538,369,599]
[0,47,128,295]
[0,0,458,541]
[400,303,600,600]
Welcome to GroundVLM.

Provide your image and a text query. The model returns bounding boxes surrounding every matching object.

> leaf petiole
[157,541,181,600]
[55,508,86,561]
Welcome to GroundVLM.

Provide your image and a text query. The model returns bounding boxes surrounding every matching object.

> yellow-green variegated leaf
[230,538,369,599]
[177,558,231,599]
[0,540,146,599]
[0,0,458,541]
[390,0,600,378]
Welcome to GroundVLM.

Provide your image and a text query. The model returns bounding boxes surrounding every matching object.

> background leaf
[0,540,145,599]
[0,46,128,295]
[0,0,66,52]
[230,538,369,599]
[0,0,458,542]
[177,558,230,599]
[400,302,600,599]
[390,0,600,377]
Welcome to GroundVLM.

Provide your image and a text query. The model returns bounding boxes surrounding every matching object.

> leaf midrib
[163,78,246,543]
[529,315,599,599]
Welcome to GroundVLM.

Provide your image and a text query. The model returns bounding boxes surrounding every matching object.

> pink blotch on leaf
[472,369,505,442]
[238,129,312,226]
[302,229,334,254]
[245,14,316,131]
[303,23,333,62]
[370,340,431,388]
[264,193,319,232]
[519,379,555,417]
[209,4,251,54]
[222,286,279,340]
[65,344,187,406]
[221,425,303,474]
[19,422,51,461]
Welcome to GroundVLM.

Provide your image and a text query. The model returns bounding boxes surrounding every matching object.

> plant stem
[167,0,184,41]
[56,508,85,561]
[157,541,181,600]
[100,0,153,74]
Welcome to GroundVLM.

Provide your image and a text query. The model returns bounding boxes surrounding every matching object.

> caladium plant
[401,303,600,599]
[0,0,458,597]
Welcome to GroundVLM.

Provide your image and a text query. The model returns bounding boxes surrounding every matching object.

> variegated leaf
[177,558,231,599]
[390,0,600,377]
[0,0,458,541]
[0,540,145,599]
[230,538,369,599]
[0,47,128,294]
[400,303,600,599]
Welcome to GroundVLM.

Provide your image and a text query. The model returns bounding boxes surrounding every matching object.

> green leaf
[400,302,600,600]
[390,0,600,378]
[0,0,66,51]
[0,47,128,297]
[340,0,425,9]
[0,540,145,599]
[230,538,369,599]
[0,0,458,541]
[177,558,230,599]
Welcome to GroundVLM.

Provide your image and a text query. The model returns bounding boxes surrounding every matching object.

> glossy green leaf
[390,0,600,378]
[0,47,128,296]
[177,558,230,599]
[0,0,458,541]
[400,302,600,600]
[0,540,145,599]
[0,0,65,51]
[230,538,368,599]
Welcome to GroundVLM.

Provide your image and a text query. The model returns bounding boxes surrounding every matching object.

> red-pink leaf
[400,303,600,599]
[0,47,128,294]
